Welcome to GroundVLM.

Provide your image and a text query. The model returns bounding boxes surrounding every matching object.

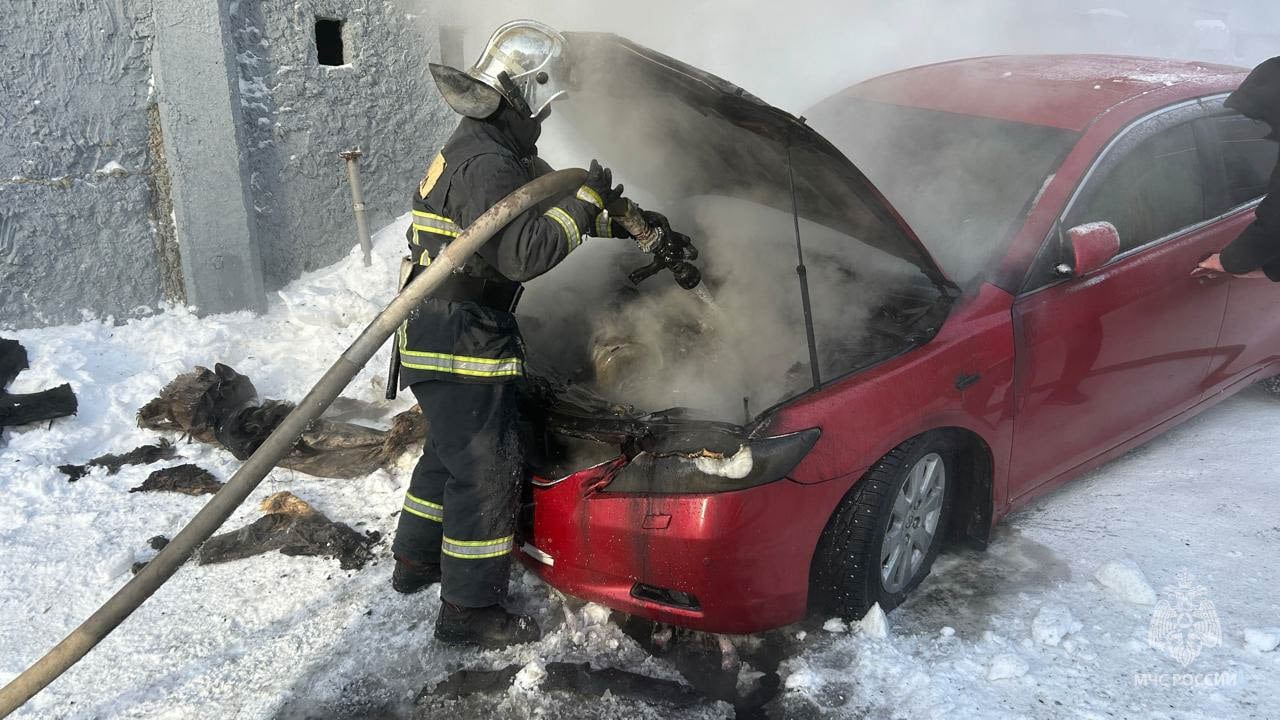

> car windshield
[807,98,1080,288]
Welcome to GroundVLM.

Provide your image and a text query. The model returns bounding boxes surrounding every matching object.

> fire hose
[0,169,586,718]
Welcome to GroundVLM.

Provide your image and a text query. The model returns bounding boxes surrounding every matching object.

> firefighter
[388,20,650,648]
[1199,56,1280,279]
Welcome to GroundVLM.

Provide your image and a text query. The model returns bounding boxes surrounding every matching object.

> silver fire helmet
[429,20,570,119]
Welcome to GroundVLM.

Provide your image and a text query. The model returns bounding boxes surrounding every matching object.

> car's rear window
[808,98,1080,288]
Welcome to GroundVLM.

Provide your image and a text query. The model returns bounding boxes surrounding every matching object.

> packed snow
[1094,560,1159,605]
[1,219,1278,718]
[774,386,1280,719]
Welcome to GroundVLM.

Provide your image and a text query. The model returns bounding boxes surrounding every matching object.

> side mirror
[1061,222,1120,277]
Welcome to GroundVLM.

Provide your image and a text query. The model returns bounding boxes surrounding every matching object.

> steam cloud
[431,0,1276,113]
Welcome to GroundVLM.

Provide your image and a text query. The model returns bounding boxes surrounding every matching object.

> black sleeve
[449,154,603,282]
[1262,256,1280,282]
[1220,164,1280,275]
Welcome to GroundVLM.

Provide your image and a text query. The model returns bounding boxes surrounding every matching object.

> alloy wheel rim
[880,452,946,594]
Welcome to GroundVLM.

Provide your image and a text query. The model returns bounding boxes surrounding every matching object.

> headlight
[598,428,821,494]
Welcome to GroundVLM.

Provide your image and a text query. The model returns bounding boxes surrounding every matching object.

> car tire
[1260,375,1280,397]
[810,433,956,619]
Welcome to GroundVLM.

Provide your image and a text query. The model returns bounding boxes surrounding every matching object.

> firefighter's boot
[434,601,541,648]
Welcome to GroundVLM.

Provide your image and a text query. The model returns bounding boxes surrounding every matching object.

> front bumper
[518,457,827,634]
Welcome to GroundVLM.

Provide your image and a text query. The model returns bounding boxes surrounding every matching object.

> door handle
[1190,267,1223,282]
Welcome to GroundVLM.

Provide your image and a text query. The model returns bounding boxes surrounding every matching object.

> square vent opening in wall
[316,17,346,66]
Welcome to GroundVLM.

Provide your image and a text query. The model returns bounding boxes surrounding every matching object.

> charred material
[0,338,77,431]
[617,616,794,718]
[198,492,379,570]
[137,364,425,479]
[129,537,173,575]
[59,439,177,481]
[129,464,223,496]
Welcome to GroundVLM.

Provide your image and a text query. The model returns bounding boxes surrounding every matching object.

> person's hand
[581,160,624,209]
[1197,254,1226,274]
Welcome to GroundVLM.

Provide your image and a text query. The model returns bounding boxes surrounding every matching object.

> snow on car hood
[559,32,952,288]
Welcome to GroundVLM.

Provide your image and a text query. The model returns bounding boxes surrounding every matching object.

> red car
[518,38,1277,634]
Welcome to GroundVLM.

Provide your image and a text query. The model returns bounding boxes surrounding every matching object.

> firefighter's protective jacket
[399,105,618,385]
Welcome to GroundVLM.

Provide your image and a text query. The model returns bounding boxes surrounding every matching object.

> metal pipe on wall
[340,148,373,266]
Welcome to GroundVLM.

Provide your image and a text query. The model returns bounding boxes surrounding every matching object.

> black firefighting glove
[575,159,631,239]
[578,159,624,211]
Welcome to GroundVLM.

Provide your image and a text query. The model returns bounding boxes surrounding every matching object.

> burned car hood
[561,32,952,288]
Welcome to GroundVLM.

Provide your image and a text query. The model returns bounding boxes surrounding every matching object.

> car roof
[843,55,1249,132]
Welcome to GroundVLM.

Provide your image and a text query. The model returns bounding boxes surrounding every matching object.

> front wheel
[1260,375,1280,397]
[810,434,956,618]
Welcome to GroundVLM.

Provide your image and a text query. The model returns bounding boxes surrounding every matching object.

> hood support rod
[0,169,587,718]
[786,142,822,389]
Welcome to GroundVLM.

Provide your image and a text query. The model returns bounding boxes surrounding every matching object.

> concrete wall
[154,0,267,316]
[229,0,456,290]
[0,0,452,330]
[0,0,166,330]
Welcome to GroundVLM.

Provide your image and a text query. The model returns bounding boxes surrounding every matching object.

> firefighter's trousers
[392,380,523,607]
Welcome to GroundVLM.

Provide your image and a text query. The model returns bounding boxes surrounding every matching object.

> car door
[1199,106,1280,392]
[1008,100,1231,502]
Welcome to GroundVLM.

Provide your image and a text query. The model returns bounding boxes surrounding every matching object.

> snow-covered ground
[777,388,1280,719]
[1,220,1277,719]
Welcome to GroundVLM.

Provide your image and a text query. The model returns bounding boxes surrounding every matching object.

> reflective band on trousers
[544,206,583,252]
[397,324,525,378]
[403,492,443,522]
[442,534,515,560]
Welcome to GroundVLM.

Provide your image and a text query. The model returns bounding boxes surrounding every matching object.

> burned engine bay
[511,32,957,485]
[517,195,952,483]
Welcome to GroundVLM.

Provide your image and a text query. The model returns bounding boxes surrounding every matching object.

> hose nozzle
[609,199,702,290]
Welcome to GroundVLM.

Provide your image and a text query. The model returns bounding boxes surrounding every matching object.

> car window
[1208,114,1277,211]
[1064,121,1206,254]
[807,97,1078,289]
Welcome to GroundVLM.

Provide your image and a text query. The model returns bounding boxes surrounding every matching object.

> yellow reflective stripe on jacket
[544,206,582,252]
[403,492,443,522]
[397,324,524,378]
[410,211,460,265]
[442,534,515,560]
[575,185,605,210]
[412,210,462,238]
[594,210,614,238]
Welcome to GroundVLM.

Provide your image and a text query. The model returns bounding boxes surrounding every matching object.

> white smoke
[431,0,1276,114]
